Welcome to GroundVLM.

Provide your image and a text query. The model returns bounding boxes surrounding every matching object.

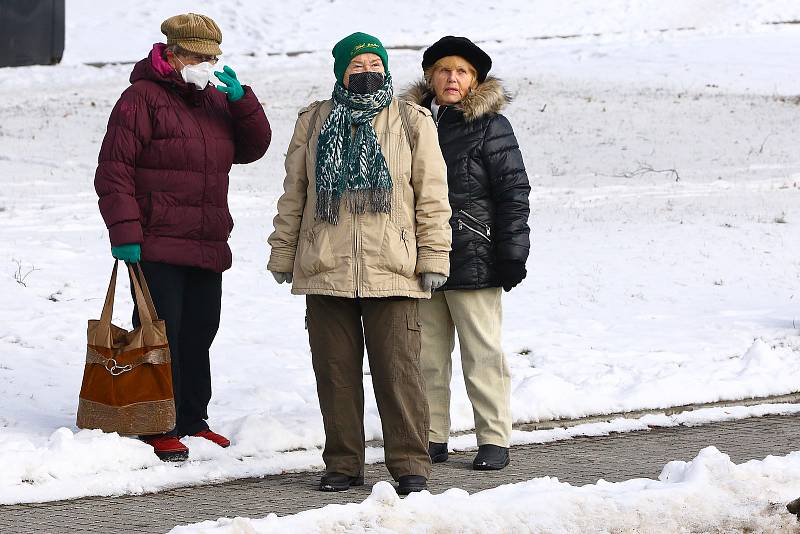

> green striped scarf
[314,74,394,224]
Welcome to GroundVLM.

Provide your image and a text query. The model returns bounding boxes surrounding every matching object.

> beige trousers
[419,287,511,447]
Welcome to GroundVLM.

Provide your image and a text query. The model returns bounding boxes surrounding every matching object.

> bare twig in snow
[613,162,680,182]
[748,133,774,157]
[12,259,39,287]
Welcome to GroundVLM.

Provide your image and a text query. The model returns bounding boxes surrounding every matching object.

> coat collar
[129,43,208,105]
[401,76,511,122]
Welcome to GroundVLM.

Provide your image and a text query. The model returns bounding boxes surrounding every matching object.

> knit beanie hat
[422,36,491,83]
[161,13,222,56]
[332,32,389,85]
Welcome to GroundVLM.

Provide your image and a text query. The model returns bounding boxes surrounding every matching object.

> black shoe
[396,475,427,495]
[318,472,364,492]
[472,444,510,470]
[428,441,448,463]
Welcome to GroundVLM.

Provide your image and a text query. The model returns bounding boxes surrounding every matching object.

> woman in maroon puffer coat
[94,13,271,461]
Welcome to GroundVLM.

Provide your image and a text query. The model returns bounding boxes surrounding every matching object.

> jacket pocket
[457,209,491,242]
[378,220,417,278]
[297,222,335,276]
[136,193,153,231]
[226,211,234,237]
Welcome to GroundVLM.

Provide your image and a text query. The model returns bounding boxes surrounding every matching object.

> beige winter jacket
[268,98,451,298]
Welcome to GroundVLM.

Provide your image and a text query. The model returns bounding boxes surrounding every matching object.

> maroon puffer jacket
[95,43,271,272]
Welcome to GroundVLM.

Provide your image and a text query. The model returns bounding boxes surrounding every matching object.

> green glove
[215,65,245,102]
[111,243,141,263]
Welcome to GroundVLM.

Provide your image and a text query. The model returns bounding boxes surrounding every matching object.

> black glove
[496,261,527,292]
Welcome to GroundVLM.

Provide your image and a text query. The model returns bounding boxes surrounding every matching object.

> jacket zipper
[458,219,492,242]
[435,106,447,126]
[347,120,361,298]
[183,96,209,242]
[353,212,360,297]
[458,209,491,240]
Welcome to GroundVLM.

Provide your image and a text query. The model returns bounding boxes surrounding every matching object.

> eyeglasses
[176,52,219,65]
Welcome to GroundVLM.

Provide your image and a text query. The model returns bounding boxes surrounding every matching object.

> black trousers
[132,261,222,437]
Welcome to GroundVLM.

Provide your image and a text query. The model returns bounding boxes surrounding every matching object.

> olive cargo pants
[306,295,431,480]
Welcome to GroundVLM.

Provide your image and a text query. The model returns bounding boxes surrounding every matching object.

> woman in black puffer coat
[404,36,530,471]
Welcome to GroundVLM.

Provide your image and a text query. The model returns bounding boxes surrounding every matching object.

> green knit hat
[332,32,389,85]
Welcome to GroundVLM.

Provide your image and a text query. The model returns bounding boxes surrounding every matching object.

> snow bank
[170,446,800,533]
[3,404,798,505]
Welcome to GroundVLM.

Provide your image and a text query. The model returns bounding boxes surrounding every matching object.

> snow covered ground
[61,0,800,65]
[171,447,800,533]
[0,0,799,506]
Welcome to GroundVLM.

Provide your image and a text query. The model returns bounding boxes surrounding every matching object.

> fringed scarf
[314,74,394,224]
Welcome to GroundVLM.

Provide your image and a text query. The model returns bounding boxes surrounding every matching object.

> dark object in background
[788,496,800,517]
[0,0,65,67]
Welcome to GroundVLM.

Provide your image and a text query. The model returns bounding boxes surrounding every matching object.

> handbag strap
[98,260,158,328]
[127,263,154,325]
[98,261,119,327]
[397,100,415,151]
[131,263,159,321]
[306,103,322,146]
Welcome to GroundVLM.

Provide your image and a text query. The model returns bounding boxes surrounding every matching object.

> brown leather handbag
[76,261,175,435]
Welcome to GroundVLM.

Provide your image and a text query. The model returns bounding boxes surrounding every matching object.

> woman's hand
[215,66,245,102]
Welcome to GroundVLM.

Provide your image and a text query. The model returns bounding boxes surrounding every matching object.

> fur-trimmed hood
[401,76,511,122]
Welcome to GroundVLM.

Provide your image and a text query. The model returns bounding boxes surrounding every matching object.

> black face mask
[347,71,385,94]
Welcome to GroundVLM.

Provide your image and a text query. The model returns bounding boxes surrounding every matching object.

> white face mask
[177,58,216,90]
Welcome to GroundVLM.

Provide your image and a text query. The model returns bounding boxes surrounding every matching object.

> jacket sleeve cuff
[267,248,296,273]
[108,220,143,247]
[228,86,260,118]
[495,242,530,263]
[416,249,450,276]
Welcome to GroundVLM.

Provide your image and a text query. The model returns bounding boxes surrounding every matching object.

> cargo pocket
[406,304,422,363]
[385,303,424,384]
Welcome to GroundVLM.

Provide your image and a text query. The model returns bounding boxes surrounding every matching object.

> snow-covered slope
[63,0,800,64]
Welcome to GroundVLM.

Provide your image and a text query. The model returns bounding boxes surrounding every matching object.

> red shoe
[191,429,231,448]
[142,435,189,462]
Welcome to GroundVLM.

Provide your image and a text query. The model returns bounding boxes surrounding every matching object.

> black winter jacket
[404,77,531,290]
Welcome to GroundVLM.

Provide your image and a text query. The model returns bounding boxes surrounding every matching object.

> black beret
[422,36,492,83]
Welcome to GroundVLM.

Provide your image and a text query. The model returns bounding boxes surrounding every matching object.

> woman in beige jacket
[267,32,451,495]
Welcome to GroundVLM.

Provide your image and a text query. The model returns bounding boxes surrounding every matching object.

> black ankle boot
[472,444,510,470]
[428,441,448,463]
[318,472,364,491]
[397,475,427,495]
